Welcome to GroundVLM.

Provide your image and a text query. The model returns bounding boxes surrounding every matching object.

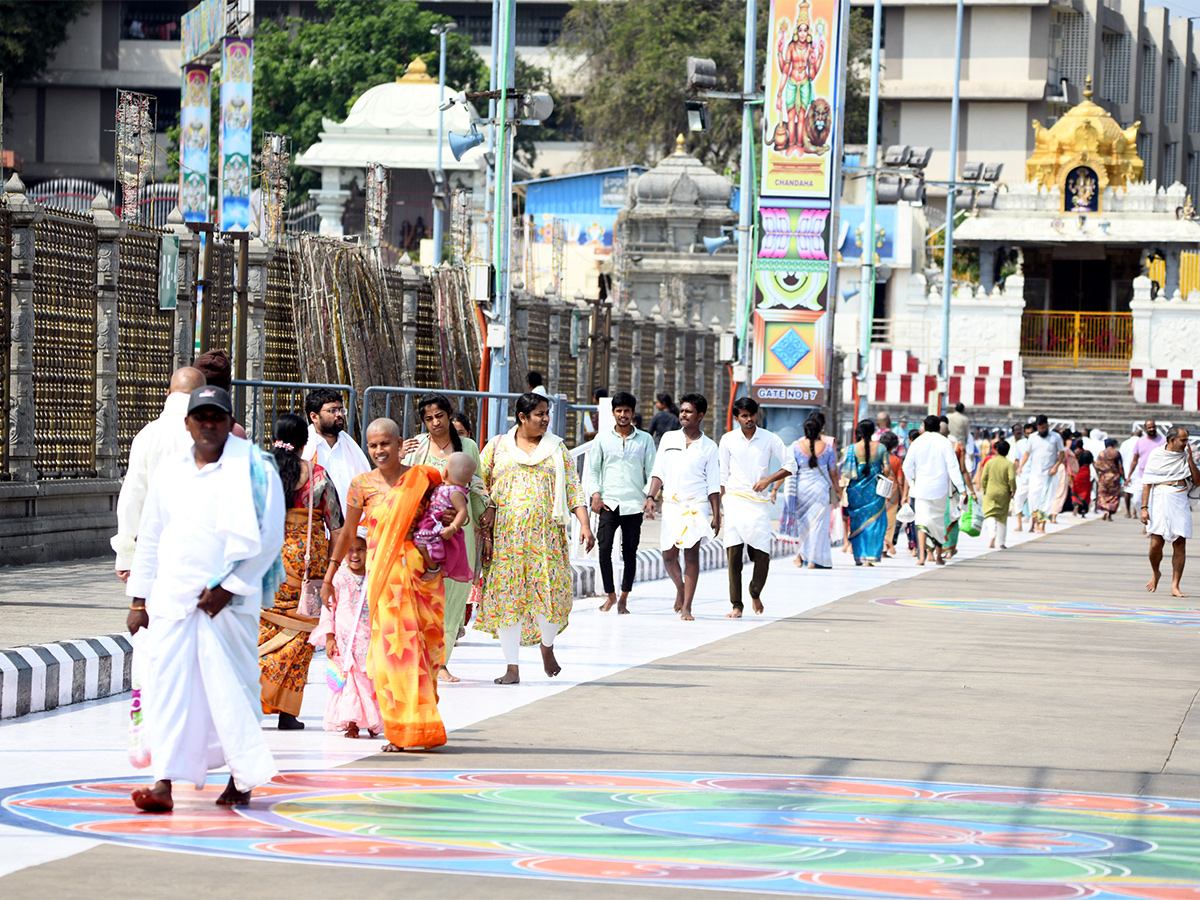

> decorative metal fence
[1020,311,1133,368]
[33,212,98,478]
[264,247,301,383]
[116,226,172,471]
[0,208,11,477]
[205,239,236,353]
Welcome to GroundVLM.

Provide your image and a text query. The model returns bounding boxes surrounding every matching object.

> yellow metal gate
[1019,311,1132,368]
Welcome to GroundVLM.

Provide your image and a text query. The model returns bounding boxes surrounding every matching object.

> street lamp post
[734,0,758,388]
[431,22,457,266]
[939,0,965,409]
[857,0,883,427]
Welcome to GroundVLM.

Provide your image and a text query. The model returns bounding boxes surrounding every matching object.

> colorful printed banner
[760,0,842,199]
[181,0,223,64]
[218,38,253,231]
[179,65,210,224]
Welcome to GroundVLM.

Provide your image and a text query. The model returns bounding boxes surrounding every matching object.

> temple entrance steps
[1021,367,1190,436]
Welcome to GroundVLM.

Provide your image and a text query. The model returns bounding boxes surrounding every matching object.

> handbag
[960,494,982,537]
[818,465,839,506]
[326,657,347,692]
[296,458,323,618]
[875,473,896,500]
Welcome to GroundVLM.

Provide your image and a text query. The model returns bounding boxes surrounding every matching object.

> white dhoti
[721,491,774,554]
[1148,485,1193,543]
[660,496,715,550]
[142,604,277,791]
[1027,469,1055,520]
[914,495,948,547]
[1012,473,1029,518]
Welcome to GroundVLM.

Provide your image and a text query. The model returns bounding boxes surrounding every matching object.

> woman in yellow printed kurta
[477,393,594,685]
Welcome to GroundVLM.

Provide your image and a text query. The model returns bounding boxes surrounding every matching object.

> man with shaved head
[113,366,207,582]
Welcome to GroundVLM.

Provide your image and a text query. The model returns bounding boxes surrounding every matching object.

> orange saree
[364,465,447,749]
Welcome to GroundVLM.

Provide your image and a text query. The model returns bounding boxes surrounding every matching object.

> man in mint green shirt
[586,391,656,614]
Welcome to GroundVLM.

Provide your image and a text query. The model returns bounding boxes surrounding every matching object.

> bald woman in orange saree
[364,464,447,751]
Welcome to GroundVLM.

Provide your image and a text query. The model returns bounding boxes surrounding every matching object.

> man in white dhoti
[1020,414,1065,533]
[112,367,207,581]
[126,386,286,812]
[1119,425,1143,519]
[304,387,370,519]
[1140,426,1200,597]
[1129,419,1166,535]
[718,397,796,618]
[643,393,721,621]
[1010,422,1034,532]
[902,415,966,566]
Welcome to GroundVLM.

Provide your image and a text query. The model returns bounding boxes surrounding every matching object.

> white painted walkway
[0,518,1081,878]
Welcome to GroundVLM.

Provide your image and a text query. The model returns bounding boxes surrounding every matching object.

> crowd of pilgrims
[114,349,1151,812]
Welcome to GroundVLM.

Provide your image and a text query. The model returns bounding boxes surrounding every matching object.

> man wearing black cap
[125,386,285,813]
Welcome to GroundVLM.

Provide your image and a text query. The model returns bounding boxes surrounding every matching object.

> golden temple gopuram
[1025,77,1143,212]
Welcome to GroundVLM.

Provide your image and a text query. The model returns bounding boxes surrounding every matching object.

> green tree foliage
[562,0,874,171]
[0,0,87,85]
[252,0,489,194]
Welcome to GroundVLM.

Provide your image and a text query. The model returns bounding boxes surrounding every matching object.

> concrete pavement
[3,513,1200,898]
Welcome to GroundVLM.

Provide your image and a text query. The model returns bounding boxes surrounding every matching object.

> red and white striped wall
[845,352,1025,409]
[1130,369,1200,412]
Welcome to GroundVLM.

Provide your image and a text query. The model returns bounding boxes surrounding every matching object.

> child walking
[413,451,476,582]
[310,528,382,737]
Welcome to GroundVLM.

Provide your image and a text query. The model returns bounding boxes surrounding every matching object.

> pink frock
[309,568,382,733]
[413,482,474,582]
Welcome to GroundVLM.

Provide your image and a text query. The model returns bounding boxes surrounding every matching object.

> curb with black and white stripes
[2,538,790,721]
[0,634,132,720]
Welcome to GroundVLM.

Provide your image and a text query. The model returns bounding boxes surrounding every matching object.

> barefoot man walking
[126,387,285,812]
[719,397,796,618]
[643,393,721,621]
[1141,426,1200,597]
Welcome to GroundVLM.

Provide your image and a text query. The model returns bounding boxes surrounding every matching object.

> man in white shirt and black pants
[719,397,796,618]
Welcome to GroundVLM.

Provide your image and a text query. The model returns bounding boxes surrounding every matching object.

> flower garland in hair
[272,440,295,451]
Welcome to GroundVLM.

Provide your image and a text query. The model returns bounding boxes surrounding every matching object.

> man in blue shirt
[586,391,656,614]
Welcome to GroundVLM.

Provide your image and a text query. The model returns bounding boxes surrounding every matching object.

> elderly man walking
[112,366,207,582]
[1141,426,1200,597]
[126,386,285,813]
[902,415,966,566]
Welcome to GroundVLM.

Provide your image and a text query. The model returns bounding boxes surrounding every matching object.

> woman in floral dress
[477,393,595,685]
[260,414,343,729]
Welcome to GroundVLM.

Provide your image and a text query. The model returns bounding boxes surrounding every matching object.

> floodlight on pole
[883,144,910,166]
[686,99,711,133]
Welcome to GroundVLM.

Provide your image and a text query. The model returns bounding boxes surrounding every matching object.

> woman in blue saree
[780,414,841,569]
[844,419,890,566]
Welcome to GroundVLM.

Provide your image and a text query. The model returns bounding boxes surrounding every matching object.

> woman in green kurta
[980,438,1018,550]
[400,394,490,682]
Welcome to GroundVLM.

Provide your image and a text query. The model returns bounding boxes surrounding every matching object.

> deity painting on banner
[219,38,253,230]
[179,66,210,224]
[761,0,842,200]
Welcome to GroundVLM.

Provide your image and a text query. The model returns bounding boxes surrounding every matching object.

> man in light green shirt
[586,391,656,614]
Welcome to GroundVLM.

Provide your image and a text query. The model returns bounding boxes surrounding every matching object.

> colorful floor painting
[4,770,1200,898]
[873,597,1200,626]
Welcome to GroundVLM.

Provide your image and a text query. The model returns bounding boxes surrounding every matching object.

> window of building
[1141,44,1157,112]
[121,1,192,40]
[1166,57,1180,123]
[1187,152,1200,199]
[1138,132,1154,181]
[514,12,562,46]
[460,15,492,44]
[1101,31,1131,104]
[1059,9,1089,85]
[1164,142,1178,184]
[1189,71,1200,131]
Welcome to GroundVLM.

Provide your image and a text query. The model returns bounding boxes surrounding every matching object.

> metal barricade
[231,379,357,447]
[361,386,534,446]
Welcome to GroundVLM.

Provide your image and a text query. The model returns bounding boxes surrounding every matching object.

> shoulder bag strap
[302,455,316,583]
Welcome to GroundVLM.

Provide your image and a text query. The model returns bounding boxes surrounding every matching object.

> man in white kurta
[303,388,370,518]
[1010,422,1033,531]
[718,398,796,617]
[111,367,207,580]
[902,415,966,565]
[126,386,285,812]
[1141,427,1200,597]
[643,394,721,621]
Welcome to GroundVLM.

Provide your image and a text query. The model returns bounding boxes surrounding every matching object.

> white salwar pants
[142,604,277,791]
[984,516,1007,548]
[1149,485,1193,543]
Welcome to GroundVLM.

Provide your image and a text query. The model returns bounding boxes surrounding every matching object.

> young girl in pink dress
[413,452,475,582]
[310,529,382,738]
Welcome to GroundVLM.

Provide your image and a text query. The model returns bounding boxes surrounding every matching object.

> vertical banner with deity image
[179,65,210,223]
[218,38,253,231]
[750,0,847,407]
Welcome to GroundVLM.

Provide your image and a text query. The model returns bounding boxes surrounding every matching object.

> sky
[1165,0,1200,18]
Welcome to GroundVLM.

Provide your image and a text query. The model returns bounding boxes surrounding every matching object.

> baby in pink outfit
[414,451,475,582]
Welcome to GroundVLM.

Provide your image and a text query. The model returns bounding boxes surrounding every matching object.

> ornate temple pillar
[245,238,272,385]
[90,192,126,480]
[5,175,42,482]
[166,207,199,369]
